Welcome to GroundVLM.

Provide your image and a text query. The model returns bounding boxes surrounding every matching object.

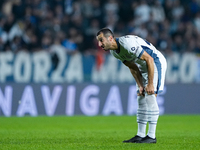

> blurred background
[0,0,200,117]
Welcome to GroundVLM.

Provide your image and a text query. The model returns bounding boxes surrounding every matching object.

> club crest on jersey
[131,46,139,53]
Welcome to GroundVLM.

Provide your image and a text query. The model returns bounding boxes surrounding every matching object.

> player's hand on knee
[137,86,145,96]
[145,84,154,95]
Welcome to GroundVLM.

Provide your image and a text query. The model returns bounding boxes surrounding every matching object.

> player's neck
[110,39,118,50]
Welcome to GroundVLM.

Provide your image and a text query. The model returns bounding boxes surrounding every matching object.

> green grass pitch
[0,115,200,150]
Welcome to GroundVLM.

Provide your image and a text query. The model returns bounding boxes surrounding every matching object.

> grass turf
[0,115,200,150]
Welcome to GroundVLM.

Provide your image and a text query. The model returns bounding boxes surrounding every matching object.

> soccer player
[96,28,167,143]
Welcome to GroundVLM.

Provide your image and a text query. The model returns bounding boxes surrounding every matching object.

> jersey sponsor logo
[125,54,132,59]
[121,55,126,59]
[120,54,132,60]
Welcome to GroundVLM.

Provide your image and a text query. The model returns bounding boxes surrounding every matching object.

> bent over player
[96,28,167,143]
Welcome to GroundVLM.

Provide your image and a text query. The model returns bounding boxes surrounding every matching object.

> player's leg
[123,94,148,143]
[123,83,148,143]
[147,94,159,139]
[140,72,159,143]
[137,93,158,144]
[136,95,148,138]
[140,55,167,143]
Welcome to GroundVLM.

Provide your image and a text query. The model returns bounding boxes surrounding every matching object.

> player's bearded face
[97,33,111,51]
[101,38,111,51]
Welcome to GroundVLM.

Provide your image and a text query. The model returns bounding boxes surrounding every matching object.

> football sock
[136,95,148,138]
[145,94,159,139]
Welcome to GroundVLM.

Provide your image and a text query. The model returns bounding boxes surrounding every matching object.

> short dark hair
[96,28,114,38]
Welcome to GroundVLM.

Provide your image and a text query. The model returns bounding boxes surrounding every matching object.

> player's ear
[108,35,113,41]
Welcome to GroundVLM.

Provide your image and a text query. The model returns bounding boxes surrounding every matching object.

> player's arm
[140,51,154,95]
[123,61,144,96]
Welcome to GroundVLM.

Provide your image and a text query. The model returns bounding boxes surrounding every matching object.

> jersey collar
[115,38,120,54]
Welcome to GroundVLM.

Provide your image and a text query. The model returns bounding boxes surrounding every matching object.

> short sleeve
[119,36,144,58]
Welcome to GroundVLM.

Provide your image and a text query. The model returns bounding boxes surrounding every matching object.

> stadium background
[0,0,200,116]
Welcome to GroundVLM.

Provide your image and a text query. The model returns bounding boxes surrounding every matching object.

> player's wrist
[138,84,144,88]
[148,81,153,85]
